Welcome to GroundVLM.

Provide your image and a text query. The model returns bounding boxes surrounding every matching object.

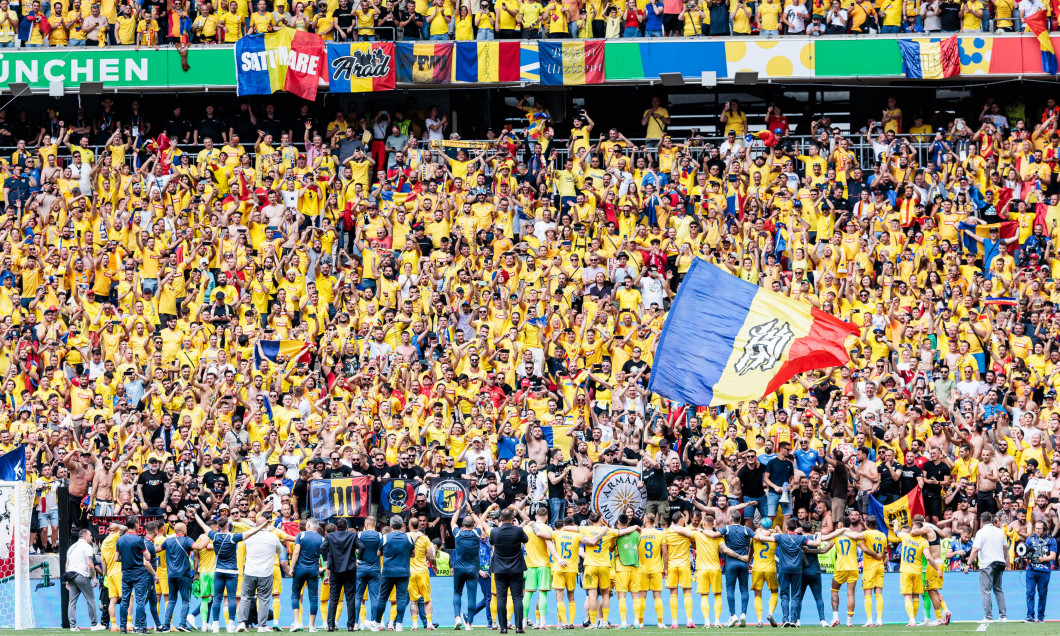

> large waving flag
[868,486,926,542]
[397,42,453,83]
[1025,11,1058,75]
[898,36,960,79]
[327,42,396,92]
[539,40,605,85]
[0,445,25,481]
[646,259,858,406]
[254,339,311,366]
[454,42,520,83]
[957,219,1019,254]
[540,423,575,459]
[236,28,326,101]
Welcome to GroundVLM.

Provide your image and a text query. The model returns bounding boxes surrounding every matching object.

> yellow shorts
[862,565,884,590]
[409,572,431,602]
[583,565,612,590]
[106,572,121,597]
[696,569,722,595]
[552,571,578,591]
[665,566,692,589]
[615,571,640,593]
[925,565,944,591]
[899,572,923,596]
[155,572,169,595]
[751,570,778,592]
[832,569,859,586]
[636,572,663,592]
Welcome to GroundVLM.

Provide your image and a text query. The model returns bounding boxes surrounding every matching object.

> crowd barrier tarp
[327,41,396,92]
[87,514,162,541]
[8,35,1060,94]
[53,571,1046,628]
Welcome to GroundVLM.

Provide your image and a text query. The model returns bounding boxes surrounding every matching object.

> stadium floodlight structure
[0,480,33,629]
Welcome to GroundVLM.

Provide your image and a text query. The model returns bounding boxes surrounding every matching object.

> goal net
[0,481,34,629]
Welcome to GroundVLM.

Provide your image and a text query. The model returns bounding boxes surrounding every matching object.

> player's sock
[538,592,547,624]
[713,596,722,625]
[426,612,433,625]
[568,601,577,626]
[557,597,567,626]
[619,595,628,624]
[272,598,281,624]
[875,592,883,624]
[767,593,777,618]
[295,608,302,624]
[588,608,597,625]
[490,596,497,625]
[669,594,678,623]
[654,598,664,624]
[912,597,920,618]
[754,597,763,622]
[523,592,534,620]
[634,597,645,625]
[682,592,691,623]
[904,598,915,622]
[863,594,873,623]
[602,604,610,623]
[700,596,711,625]
[391,606,398,622]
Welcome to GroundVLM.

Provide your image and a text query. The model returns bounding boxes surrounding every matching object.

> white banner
[591,464,646,526]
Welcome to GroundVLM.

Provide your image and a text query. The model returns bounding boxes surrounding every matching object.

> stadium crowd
[0,0,1051,45]
[3,91,1058,631]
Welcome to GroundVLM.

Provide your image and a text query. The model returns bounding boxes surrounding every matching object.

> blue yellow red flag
[647,259,858,407]
[868,486,926,542]
[897,36,960,79]
[538,40,605,85]
[957,219,1018,254]
[235,27,326,101]
[254,339,310,366]
[454,41,520,83]
[1025,11,1057,74]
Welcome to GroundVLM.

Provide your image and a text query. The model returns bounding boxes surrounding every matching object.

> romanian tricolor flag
[958,219,1019,254]
[898,36,960,79]
[1025,11,1057,75]
[254,339,311,366]
[396,42,453,84]
[235,28,326,101]
[647,259,858,406]
[868,486,926,542]
[454,42,520,83]
[538,40,605,85]
[327,42,396,92]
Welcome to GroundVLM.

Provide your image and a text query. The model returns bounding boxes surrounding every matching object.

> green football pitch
[41,622,1058,635]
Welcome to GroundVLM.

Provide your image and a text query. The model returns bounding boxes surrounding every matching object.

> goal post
[0,480,34,629]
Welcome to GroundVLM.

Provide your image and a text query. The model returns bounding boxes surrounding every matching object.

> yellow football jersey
[553,529,583,574]
[524,522,551,568]
[639,527,665,573]
[664,528,692,567]
[834,534,859,571]
[582,527,614,568]
[898,534,929,575]
[693,531,722,570]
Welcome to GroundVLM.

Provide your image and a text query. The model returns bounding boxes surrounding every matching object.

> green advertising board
[0,46,236,89]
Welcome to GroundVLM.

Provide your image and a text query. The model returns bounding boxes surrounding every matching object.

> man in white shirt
[237,512,288,632]
[968,512,1008,622]
[66,529,105,631]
